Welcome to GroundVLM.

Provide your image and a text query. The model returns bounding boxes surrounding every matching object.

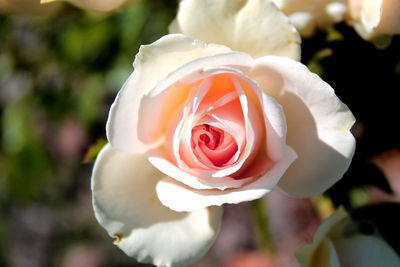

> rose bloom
[271,0,347,37]
[271,0,400,43]
[41,0,129,12]
[346,0,400,43]
[296,209,400,267]
[170,0,301,60]
[92,0,355,266]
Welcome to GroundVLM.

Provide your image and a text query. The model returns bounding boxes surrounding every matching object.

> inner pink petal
[192,124,238,167]
[195,73,239,115]
[165,70,270,185]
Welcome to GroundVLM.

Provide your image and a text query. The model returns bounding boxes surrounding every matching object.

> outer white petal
[261,93,287,161]
[375,0,400,34]
[326,2,347,23]
[333,235,400,267]
[272,0,347,37]
[106,34,232,154]
[360,0,384,30]
[288,12,315,37]
[156,146,297,212]
[296,239,341,267]
[148,150,255,190]
[296,210,345,267]
[171,0,301,60]
[249,56,355,197]
[92,144,223,267]
[296,209,400,267]
[350,0,400,41]
[361,0,400,34]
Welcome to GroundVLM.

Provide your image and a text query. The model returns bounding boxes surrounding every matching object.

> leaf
[82,138,107,163]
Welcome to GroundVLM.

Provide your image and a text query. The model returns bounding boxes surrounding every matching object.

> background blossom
[346,0,400,46]
[296,209,400,267]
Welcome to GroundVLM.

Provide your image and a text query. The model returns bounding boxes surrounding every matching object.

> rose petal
[295,210,346,267]
[261,93,287,161]
[312,210,347,244]
[296,209,400,267]
[156,146,297,212]
[273,0,347,37]
[148,150,255,190]
[170,0,301,60]
[297,239,341,267]
[249,56,355,197]
[333,235,400,267]
[138,51,253,154]
[288,12,315,37]
[360,0,384,30]
[163,67,266,179]
[350,0,400,41]
[107,34,233,154]
[376,0,400,34]
[92,144,223,266]
[361,0,400,34]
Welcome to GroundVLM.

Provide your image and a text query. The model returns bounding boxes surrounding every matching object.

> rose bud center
[191,124,238,167]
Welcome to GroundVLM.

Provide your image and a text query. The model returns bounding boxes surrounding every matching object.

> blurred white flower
[296,209,400,267]
[271,0,347,37]
[346,0,400,45]
[170,0,301,60]
[271,0,400,45]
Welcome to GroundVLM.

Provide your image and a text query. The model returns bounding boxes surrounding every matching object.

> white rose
[91,1,356,266]
[271,0,347,37]
[296,209,400,267]
[170,0,301,60]
[346,0,400,42]
[92,33,355,266]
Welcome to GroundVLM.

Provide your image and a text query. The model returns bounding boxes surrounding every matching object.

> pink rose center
[192,124,222,150]
[191,124,238,167]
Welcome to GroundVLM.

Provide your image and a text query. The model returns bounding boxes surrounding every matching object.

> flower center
[194,124,222,150]
[191,124,238,167]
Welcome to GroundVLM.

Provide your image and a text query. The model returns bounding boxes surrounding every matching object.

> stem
[251,198,275,253]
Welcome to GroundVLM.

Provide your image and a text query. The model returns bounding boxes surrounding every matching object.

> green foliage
[0,1,178,265]
[83,138,107,163]
[1,96,54,202]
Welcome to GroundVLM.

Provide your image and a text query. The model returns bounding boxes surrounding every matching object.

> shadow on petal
[92,145,223,266]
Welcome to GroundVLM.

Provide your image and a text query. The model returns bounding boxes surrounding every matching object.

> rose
[104,33,356,210]
[296,209,400,267]
[270,0,347,37]
[41,0,128,12]
[92,33,355,266]
[270,0,400,44]
[91,0,355,266]
[170,0,301,60]
[346,0,400,44]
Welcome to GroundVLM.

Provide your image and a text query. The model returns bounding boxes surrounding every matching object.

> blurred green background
[0,1,178,266]
[1,1,400,267]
